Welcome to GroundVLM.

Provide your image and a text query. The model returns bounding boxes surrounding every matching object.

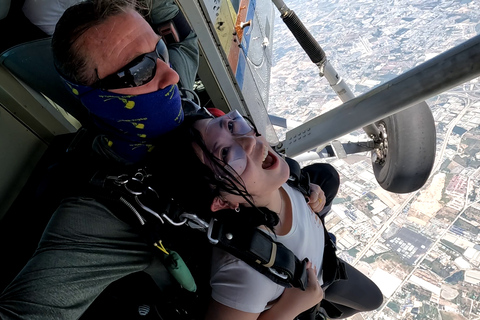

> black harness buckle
[291,258,309,291]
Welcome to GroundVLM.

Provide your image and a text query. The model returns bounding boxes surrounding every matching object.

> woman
[152,109,383,319]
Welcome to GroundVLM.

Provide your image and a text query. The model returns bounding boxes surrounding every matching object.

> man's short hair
[52,0,151,85]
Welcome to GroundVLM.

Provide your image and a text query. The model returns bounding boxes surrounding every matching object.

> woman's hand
[258,261,324,320]
[282,261,324,311]
[210,261,324,320]
[308,183,326,213]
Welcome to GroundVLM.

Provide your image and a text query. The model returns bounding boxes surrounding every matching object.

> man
[0,1,202,319]
[0,1,343,319]
[53,0,199,163]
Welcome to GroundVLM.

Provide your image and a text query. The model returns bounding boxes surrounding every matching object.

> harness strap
[88,165,310,290]
[285,157,311,197]
[285,157,348,286]
[288,157,348,319]
[210,219,308,289]
[88,157,343,291]
[153,8,193,44]
[69,135,315,291]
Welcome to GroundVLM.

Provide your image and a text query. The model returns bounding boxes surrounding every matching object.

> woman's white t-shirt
[210,183,325,313]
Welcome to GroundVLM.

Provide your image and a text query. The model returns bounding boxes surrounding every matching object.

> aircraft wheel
[372,101,436,193]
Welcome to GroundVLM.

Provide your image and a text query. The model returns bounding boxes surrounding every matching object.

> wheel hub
[372,123,388,166]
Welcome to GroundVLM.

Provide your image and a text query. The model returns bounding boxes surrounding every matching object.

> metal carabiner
[133,168,151,182]
[107,174,129,186]
[179,213,209,230]
[268,267,288,280]
[124,176,145,196]
[207,218,219,245]
[161,213,187,227]
[135,196,164,224]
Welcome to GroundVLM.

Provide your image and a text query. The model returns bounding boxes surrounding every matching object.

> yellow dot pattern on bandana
[72,88,79,95]
[174,108,182,123]
[125,101,135,109]
[135,123,145,129]
[138,134,147,138]
[108,140,113,147]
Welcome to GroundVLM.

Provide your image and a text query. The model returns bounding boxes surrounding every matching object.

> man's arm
[0,0,10,20]
[0,197,154,320]
[150,0,199,90]
[167,31,199,91]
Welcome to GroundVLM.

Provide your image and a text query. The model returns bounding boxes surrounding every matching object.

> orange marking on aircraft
[228,0,249,74]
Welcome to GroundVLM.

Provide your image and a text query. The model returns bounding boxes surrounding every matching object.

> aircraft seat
[0,38,89,125]
[0,37,87,289]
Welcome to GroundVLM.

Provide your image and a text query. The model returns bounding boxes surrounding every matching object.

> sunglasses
[92,38,169,90]
[223,111,256,176]
[207,110,258,177]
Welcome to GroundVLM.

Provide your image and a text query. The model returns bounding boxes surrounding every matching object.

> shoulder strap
[208,218,308,289]
[285,157,311,199]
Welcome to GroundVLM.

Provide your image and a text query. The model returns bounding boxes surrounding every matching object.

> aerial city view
[267,0,480,319]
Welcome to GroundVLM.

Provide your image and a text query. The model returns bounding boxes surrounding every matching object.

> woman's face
[194,111,290,206]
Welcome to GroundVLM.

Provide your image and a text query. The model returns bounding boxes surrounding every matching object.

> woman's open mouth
[262,146,277,170]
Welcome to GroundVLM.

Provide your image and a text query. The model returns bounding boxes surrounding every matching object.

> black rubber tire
[372,101,436,193]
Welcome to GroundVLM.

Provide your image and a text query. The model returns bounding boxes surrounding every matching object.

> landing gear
[274,0,440,194]
[371,101,436,193]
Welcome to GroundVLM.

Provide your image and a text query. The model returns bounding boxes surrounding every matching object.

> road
[364,94,475,318]
[353,94,473,267]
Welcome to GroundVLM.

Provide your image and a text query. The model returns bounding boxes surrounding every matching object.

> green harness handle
[163,250,197,292]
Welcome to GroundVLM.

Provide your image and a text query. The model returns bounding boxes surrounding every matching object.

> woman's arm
[258,262,324,320]
[205,299,261,320]
[205,262,323,320]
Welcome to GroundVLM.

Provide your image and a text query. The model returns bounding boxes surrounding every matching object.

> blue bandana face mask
[61,77,183,163]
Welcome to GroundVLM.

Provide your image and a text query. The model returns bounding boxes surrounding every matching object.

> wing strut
[271,0,480,159]
[271,0,380,139]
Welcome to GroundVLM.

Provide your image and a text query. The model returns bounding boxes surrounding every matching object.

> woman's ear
[211,196,232,212]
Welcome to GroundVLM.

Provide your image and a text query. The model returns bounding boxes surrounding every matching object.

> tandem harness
[57,127,347,317]
[89,162,310,290]
[86,140,346,290]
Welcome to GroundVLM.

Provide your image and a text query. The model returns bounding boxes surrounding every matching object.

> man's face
[78,8,179,95]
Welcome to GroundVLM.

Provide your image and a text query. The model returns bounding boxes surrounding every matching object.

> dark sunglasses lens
[98,55,156,89]
[95,39,168,90]
[156,39,169,65]
[126,55,157,86]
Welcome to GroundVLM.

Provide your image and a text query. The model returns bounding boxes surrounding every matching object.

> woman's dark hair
[148,112,279,230]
